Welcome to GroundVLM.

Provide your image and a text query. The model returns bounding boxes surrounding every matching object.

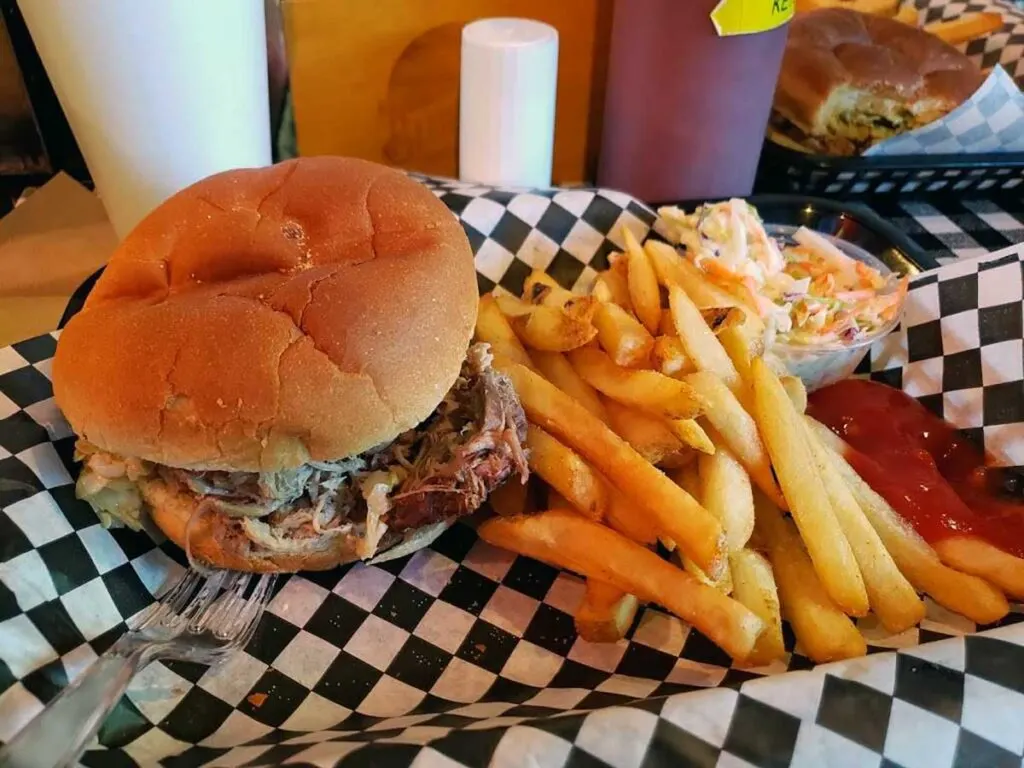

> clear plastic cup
[765,226,907,392]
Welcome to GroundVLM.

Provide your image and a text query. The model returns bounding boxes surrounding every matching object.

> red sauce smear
[808,379,1024,558]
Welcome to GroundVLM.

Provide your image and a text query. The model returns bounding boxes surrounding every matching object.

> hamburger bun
[53,157,477,472]
[773,9,983,153]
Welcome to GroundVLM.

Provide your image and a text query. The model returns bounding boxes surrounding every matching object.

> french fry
[622,227,662,334]
[659,309,677,336]
[670,462,701,500]
[806,419,1010,625]
[718,324,760,386]
[751,357,869,616]
[796,0,899,13]
[646,240,765,339]
[730,549,786,665]
[568,346,702,420]
[605,487,661,545]
[755,493,867,663]
[699,445,755,552]
[700,307,745,336]
[803,421,925,632]
[593,302,655,368]
[532,350,608,422]
[523,270,576,308]
[603,397,685,466]
[894,2,918,25]
[478,510,760,659]
[505,364,726,576]
[683,554,733,594]
[668,285,743,395]
[497,294,598,352]
[476,294,537,372]
[781,376,808,414]
[683,371,785,509]
[593,267,632,310]
[652,335,694,378]
[527,424,606,522]
[933,537,1024,602]
[667,419,715,455]
[925,12,1003,45]
[575,580,640,643]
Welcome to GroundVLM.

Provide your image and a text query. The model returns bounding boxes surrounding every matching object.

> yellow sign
[711,0,794,36]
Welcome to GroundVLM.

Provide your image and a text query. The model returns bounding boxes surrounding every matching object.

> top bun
[53,157,477,471]
[775,8,983,136]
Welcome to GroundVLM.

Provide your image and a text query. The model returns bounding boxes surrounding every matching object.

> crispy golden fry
[476,294,537,371]
[527,424,606,522]
[780,376,808,414]
[479,510,760,659]
[603,397,685,466]
[659,309,677,336]
[497,294,598,352]
[524,270,576,308]
[670,463,701,500]
[605,487,660,545]
[730,549,786,665]
[803,421,925,632]
[506,364,726,576]
[807,419,1010,624]
[645,241,740,309]
[652,335,694,378]
[718,324,760,386]
[622,227,662,334]
[684,371,785,509]
[593,302,655,368]
[756,493,868,663]
[668,285,743,395]
[752,358,869,616]
[489,477,532,517]
[568,346,702,420]
[683,554,733,594]
[667,419,715,455]
[699,444,755,552]
[925,12,1003,45]
[593,268,632,310]
[700,307,746,336]
[646,241,765,339]
[933,537,1024,601]
[894,2,918,24]
[576,580,640,643]
[532,350,609,422]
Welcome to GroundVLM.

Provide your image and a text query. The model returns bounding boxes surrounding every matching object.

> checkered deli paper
[860,0,1024,156]
[1,178,1023,768]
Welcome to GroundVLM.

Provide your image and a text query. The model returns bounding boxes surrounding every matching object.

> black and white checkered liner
[1,179,1023,767]
[918,0,1024,84]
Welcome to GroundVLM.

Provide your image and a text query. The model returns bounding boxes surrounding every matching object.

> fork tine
[193,572,251,633]
[136,568,204,630]
[223,573,277,645]
[175,569,229,626]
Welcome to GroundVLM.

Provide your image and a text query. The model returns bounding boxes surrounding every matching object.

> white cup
[459,18,559,188]
[18,0,272,238]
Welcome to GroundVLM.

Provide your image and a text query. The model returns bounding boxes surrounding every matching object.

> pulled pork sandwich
[53,157,528,572]
[771,9,983,155]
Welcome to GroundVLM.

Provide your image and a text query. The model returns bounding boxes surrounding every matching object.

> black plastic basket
[755,138,1024,199]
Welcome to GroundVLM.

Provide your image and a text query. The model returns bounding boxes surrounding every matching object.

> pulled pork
[75,344,528,559]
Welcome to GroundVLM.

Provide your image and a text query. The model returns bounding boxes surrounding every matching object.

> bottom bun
[142,477,450,572]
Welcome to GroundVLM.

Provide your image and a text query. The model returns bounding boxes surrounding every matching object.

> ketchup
[808,379,1024,558]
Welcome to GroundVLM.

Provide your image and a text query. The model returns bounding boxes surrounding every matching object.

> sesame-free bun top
[775,8,983,134]
[53,157,477,471]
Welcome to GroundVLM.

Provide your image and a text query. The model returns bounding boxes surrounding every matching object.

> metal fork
[0,569,276,768]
